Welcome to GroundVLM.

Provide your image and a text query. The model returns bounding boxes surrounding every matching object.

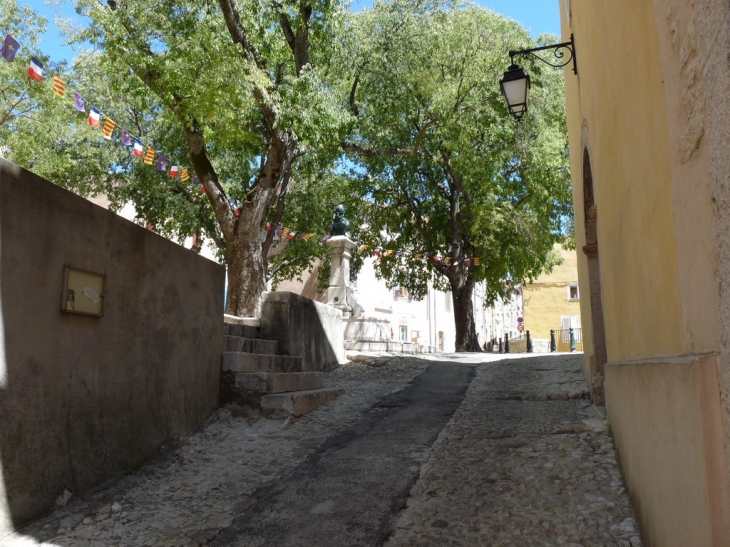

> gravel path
[3,358,428,547]
[2,353,641,547]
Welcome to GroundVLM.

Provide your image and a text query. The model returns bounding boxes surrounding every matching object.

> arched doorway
[582,148,607,405]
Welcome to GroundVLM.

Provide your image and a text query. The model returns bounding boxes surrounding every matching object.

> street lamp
[500,34,577,119]
[500,64,530,119]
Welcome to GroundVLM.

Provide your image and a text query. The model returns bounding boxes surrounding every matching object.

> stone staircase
[221,322,344,417]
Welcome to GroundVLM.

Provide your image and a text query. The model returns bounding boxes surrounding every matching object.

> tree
[339,1,572,351]
[74,0,349,316]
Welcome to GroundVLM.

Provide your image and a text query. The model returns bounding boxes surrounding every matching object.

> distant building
[523,244,581,352]
[278,256,522,353]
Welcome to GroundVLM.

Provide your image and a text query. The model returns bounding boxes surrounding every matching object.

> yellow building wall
[523,245,580,341]
[561,0,729,544]
[565,0,684,364]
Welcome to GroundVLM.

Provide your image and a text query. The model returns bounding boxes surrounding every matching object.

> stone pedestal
[326,236,357,318]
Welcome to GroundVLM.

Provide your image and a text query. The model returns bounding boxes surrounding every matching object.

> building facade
[560,1,730,544]
[523,244,581,352]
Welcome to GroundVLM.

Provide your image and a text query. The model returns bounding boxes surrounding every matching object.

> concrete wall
[561,0,730,543]
[0,159,225,536]
[260,291,345,372]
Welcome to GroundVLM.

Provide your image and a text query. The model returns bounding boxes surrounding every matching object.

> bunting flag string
[27,56,42,82]
[262,223,482,266]
[1,35,20,62]
[52,74,65,97]
[1,32,202,200]
[2,33,486,267]
[102,118,116,140]
[88,106,101,128]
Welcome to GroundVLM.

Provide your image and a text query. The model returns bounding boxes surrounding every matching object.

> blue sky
[26,0,561,64]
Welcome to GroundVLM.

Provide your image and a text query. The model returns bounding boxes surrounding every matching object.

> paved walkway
[3,353,641,547]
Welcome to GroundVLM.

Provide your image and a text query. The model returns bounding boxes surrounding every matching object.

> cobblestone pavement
[3,353,641,547]
[385,354,642,547]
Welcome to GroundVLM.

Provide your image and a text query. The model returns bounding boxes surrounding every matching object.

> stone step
[224,323,261,339]
[222,352,303,373]
[261,387,345,417]
[235,372,324,394]
[225,336,278,355]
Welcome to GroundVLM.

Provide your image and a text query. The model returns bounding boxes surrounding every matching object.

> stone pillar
[326,235,356,318]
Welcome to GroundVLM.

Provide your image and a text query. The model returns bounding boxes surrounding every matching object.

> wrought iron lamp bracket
[509,34,577,75]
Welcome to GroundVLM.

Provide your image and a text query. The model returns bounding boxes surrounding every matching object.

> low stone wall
[0,160,225,536]
[260,292,345,372]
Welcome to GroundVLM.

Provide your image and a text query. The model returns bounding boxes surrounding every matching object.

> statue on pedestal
[330,204,350,237]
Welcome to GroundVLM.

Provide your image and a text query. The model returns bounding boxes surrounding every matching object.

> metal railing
[550,328,583,352]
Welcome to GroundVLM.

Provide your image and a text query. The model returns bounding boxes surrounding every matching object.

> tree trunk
[450,273,483,352]
[222,132,297,317]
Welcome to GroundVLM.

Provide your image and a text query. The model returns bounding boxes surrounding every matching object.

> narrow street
[6,354,640,547]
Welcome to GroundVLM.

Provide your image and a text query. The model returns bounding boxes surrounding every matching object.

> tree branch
[341,142,414,157]
[217,0,266,71]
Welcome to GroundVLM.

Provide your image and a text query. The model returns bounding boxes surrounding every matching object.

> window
[394,286,408,300]
[567,284,580,301]
[399,325,408,342]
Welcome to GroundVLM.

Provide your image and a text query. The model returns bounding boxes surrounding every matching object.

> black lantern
[500,64,530,119]
[500,34,577,119]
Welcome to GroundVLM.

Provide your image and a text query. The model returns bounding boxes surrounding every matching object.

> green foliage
[337,1,573,305]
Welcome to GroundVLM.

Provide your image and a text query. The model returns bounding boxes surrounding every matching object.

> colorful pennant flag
[463,259,471,267]
[88,107,101,128]
[73,92,85,112]
[192,175,199,185]
[101,118,115,140]
[373,249,382,258]
[384,250,394,257]
[359,244,369,252]
[52,74,65,97]
[156,154,167,172]
[1,35,20,62]
[27,57,43,82]
[276,225,283,238]
[302,233,313,241]
[144,147,155,165]
[200,186,206,193]
[444,257,452,264]
[121,129,132,146]
[133,140,144,157]
[170,164,179,178]
[281,227,291,239]
[286,230,297,240]
[414,254,423,259]
[181,168,190,181]
[473,257,481,266]
[266,222,273,232]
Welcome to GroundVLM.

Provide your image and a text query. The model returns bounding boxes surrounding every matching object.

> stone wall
[0,159,225,536]
[260,291,345,372]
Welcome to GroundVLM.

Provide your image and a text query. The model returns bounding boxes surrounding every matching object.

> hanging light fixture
[500,34,577,119]
[500,64,530,119]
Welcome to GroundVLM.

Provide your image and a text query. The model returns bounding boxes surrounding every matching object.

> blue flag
[73,92,85,112]
[121,129,132,146]
[156,154,166,172]
[1,35,20,62]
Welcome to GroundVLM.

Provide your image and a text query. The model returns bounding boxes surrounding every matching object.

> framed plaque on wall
[61,266,106,317]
